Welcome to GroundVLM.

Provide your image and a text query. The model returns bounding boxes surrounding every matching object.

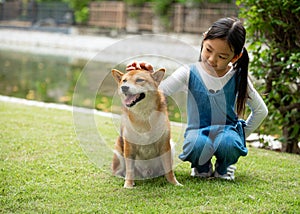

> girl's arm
[244,80,268,137]
[159,65,190,96]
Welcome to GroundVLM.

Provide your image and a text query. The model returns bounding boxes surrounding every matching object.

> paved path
[0,28,202,64]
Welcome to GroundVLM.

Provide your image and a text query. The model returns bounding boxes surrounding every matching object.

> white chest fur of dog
[111,68,181,188]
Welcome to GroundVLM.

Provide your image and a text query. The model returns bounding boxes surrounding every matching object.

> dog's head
[111,68,165,108]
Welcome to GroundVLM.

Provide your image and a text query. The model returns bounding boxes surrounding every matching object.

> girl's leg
[214,127,248,175]
[179,129,214,173]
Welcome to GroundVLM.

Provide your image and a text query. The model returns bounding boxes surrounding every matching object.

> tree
[237,0,300,153]
[63,0,91,24]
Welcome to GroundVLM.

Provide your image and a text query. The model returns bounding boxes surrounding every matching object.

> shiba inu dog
[111,68,181,188]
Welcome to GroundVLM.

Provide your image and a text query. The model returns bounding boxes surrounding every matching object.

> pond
[0,49,187,123]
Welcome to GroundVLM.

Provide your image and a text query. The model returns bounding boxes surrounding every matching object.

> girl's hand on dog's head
[126,61,154,72]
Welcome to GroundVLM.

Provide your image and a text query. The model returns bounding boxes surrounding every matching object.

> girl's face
[201,38,238,77]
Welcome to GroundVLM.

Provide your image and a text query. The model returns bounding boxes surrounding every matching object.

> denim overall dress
[178,64,248,175]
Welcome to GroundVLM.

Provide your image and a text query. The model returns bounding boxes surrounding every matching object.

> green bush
[237,0,300,153]
[63,0,91,24]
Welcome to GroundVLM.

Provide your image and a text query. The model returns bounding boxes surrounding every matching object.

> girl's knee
[179,134,213,164]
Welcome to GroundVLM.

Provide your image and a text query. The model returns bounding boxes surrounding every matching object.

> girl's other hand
[126,61,154,72]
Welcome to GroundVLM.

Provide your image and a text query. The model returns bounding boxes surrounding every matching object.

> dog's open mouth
[124,93,145,107]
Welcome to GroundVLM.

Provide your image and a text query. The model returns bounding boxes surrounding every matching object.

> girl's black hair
[199,17,249,116]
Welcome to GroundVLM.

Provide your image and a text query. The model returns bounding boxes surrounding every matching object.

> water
[1,50,76,102]
[0,49,186,122]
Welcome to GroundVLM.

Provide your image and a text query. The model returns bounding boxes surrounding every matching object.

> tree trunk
[282,126,300,154]
[285,141,300,154]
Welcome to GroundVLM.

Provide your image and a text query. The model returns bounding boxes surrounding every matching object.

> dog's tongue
[124,94,139,106]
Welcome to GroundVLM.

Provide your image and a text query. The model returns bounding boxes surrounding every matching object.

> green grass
[1,101,299,213]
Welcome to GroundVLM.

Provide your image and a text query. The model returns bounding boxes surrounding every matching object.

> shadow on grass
[109,169,262,190]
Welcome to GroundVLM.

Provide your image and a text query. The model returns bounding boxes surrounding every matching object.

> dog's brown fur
[111,68,181,188]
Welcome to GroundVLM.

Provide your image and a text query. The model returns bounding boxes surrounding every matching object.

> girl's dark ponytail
[234,47,249,116]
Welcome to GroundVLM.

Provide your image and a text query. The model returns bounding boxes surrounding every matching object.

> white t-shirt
[159,62,268,137]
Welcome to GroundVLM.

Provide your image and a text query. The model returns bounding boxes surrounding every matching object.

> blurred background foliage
[237,0,300,153]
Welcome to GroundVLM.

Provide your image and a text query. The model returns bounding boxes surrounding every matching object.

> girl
[127,17,268,180]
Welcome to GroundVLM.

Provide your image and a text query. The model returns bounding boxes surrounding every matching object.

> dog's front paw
[175,182,183,187]
[124,180,135,189]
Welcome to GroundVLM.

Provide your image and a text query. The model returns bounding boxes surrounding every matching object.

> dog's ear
[152,68,165,84]
[111,69,124,83]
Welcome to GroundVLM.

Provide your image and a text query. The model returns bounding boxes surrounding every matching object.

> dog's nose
[121,86,129,93]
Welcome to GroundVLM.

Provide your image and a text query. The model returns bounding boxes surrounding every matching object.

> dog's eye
[136,78,144,83]
[122,79,127,83]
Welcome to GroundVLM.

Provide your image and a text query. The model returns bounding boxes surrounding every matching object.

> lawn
[1,101,299,213]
